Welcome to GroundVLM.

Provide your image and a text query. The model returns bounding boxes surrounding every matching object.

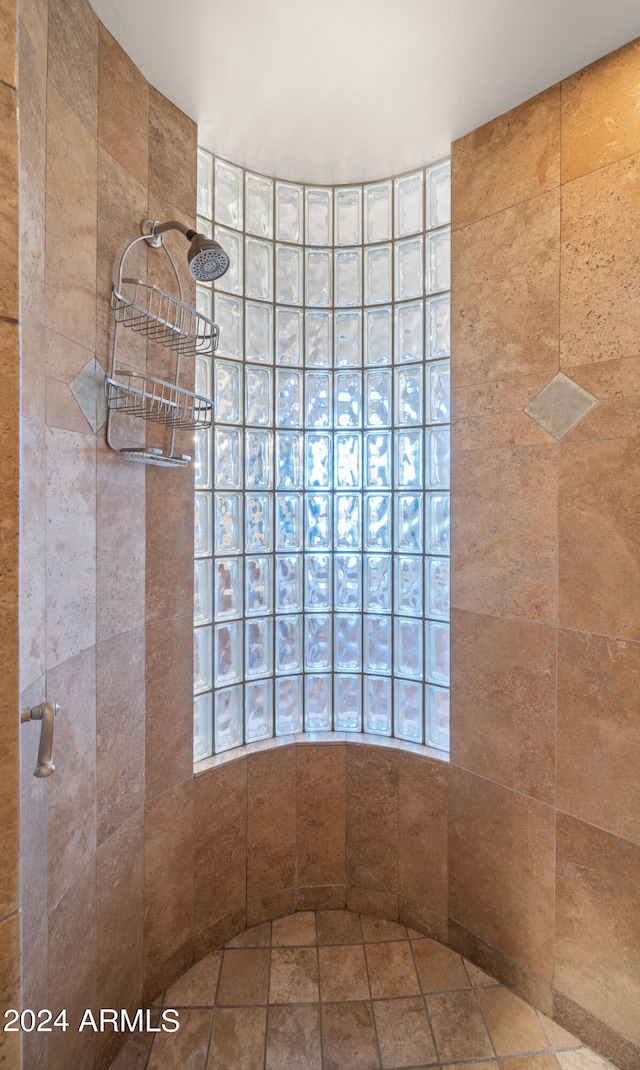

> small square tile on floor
[217,948,270,1006]
[265,1004,322,1070]
[164,951,222,1006]
[373,996,437,1068]
[208,1006,267,1069]
[269,947,320,1003]
[321,1001,381,1070]
[426,990,494,1063]
[411,938,470,993]
[361,916,408,943]
[477,985,549,1055]
[317,909,363,945]
[226,922,271,948]
[499,1055,560,1070]
[464,959,499,986]
[536,1011,580,1050]
[319,944,370,1002]
[365,941,421,999]
[272,911,317,946]
[557,1051,619,1070]
[147,1008,212,1070]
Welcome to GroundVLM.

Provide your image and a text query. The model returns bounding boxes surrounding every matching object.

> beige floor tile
[207,1006,266,1069]
[361,916,408,942]
[412,939,470,993]
[165,951,222,1006]
[269,947,319,1003]
[499,1055,559,1069]
[147,1008,212,1069]
[321,1001,381,1070]
[226,922,271,948]
[365,941,421,999]
[265,1004,322,1070]
[272,911,317,946]
[465,959,499,986]
[373,996,437,1068]
[427,990,494,1062]
[536,1012,580,1050]
[557,1050,618,1070]
[477,986,549,1055]
[216,949,270,1006]
[317,909,363,945]
[319,944,370,1002]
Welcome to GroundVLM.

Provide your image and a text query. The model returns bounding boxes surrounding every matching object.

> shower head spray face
[186,232,230,281]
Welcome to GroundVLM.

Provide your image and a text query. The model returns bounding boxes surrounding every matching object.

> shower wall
[449,37,640,1070]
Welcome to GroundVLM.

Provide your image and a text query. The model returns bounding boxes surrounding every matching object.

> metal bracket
[20,702,60,778]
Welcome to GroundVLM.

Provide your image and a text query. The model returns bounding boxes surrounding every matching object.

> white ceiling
[89,0,640,184]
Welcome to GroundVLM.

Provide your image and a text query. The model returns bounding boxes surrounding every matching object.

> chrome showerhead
[185,231,230,281]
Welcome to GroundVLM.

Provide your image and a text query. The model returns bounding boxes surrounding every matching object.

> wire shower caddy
[106,222,218,467]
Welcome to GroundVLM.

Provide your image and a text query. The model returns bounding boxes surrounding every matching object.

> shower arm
[20,701,60,778]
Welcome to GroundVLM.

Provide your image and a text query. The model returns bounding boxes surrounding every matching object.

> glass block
[194,559,213,626]
[426,295,450,358]
[427,685,450,751]
[245,617,273,678]
[197,147,213,219]
[395,171,423,236]
[215,685,243,753]
[276,614,303,673]
[334,433,361,488]
[194,427,211,489]
[245,301,273,364]
[276,554,302,612]
[426,228,451,294]
[245,430,272,490]
[215,557,242,621]
[214,159,242,229]
[276,308,303,367]
[395,430,423,489]
[196,284,212,325]
[214,620,242,686]
[426,556,450,620]
[214,428,241,490]
[364,554,392,613]
[305,493,331,550]
[305,675,332,731]
[276,182,303,243]
[214,226,242,295]
[245,679,273,742]
[335,614,361,670]
[306,250,332,307]
[275,675,303,735]
[364,181,392,243]
[427,427,450,489]
[335,554,361,610]
[305,310,332,368]
[305,613,332,671]
[395,366,423,426]
[395,301,424,363]
[365,370,392,428]
[334,675,362,732]
[335,493,361,550]
[364,432,391,489]
[364,245,391,304]
[215,492,242,554]
[305,432,331,489]
[276,244,302,305]
[215,360,242,424]
[215,293,243,360]
[276,432,303,489]
[335,311,361,367]
[194,492,212,557]
[335,187,361,245]
[364,676,391,735]
[246,367,272,427]
[305,553,332,610]
[427,160,451,229]
[276,492,303,551]
[194,692,213,763]
[364,494,392,551]
[245,555,272,616]
[276,370,302,427]
[305,373,332,429]
[245,493,273,552]
[364,614,391,673]
[428,360,450,424]
[426,493,450,555]
[335,373,361,428]
[245,236,272,302]
[246,172,273,238]
[395,679,423,743]
[195,357,212,406]
[365,307,392,365]
[426,621,450,685]
[395,617,423,679]
[197,216,212,239]
[194,625,212,693]
[395,554,423,615]
[395,495,423,553]
[395,238,423,301]
[335,249,361,306]
[306,187,332,245]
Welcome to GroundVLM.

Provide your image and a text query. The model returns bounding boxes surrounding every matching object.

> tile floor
[111,910,621,1070]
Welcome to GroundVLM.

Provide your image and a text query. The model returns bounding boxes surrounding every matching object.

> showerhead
[185,230,230,282]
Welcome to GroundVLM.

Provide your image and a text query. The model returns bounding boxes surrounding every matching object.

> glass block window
[194,151,450,762]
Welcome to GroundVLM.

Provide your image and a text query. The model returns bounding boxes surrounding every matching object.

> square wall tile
[346,745,398,894]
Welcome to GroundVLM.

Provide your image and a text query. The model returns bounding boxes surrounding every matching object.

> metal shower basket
[106,223,218,467]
